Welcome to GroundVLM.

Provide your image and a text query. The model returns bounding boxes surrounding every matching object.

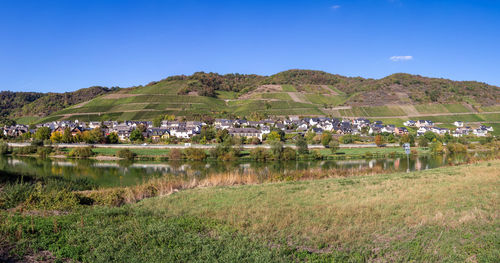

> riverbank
[9,144,431,161]
[1,159,499,262]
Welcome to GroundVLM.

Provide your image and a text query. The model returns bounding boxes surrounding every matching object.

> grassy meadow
[1,159,499,262]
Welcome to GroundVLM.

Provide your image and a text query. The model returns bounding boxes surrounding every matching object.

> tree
[215,129,229,143]
[295,136,309,154]
[305,131,316,144]
[281,147,297,160]
[183,147,207,161]
[418,137,429,147]
[400,134,415,147]
[88,127,105,144]
[266,131,281,142]
[250,147,270,161]
[50,131,62,143]
[130,129,144,142]
[164,114,176,121]
[62,127,73,143]
[153,116,163,127]
[117,149,136,160]
[374,134,384,146]
[107,132,119,144]
[321,132,332,147]
[270,141,284,159]
[328,139,339,154]
[430,141,444,153]
[34,127,51,141]
[423,131,437,142]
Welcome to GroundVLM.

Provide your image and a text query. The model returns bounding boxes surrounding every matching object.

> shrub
[130,129,144,142]
[374,135,384,146]
[0,142,10,155]
[328,139,339,154]
[430,141,444,154]
[37,146,53,158]
[321,132,332,147]
[418,137,429,147]
[24,183,80,210]
[183,147,207,161]
[31,139,44,147]
[311,150,323,160]
[117,149,136,160]
[446,143,467,154]
[168,149,183,160]
[281,147,297,160]
[249,147,270,161]
[0,182,34,209]
[107,132,119,144]
[295,136,309,155]
[14,145,38,155]
[69,147,95,158]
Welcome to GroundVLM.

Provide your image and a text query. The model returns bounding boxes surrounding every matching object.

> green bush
[24,183,80,210]
[14,145,38,155]
[183,147,207,161]
[295,136,309,154]
[249,147,270,161]
[0,182,34,209]
[446,143,467,154]
[37,146,53,158]
[168,148,183,160]
[117,148,136,160]
[69,147,95,158]
[31,139,44,147]
[0,142,10,155]
[311,150,323,160]
[281,147,297,160]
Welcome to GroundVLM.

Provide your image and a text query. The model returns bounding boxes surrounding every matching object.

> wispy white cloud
[331,5,341,9]
[390,55,413,62]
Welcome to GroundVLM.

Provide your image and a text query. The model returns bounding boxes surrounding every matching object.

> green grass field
[1,161,498,261]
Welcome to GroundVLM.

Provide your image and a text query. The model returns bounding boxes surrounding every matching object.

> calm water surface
[0,153,489,188]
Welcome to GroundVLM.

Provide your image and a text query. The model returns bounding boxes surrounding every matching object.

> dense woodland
[0,86,116,120]
[168,70,500,105]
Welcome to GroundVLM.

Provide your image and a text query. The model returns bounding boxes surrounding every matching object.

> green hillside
[1,86,116,125]
[6,69,498,124]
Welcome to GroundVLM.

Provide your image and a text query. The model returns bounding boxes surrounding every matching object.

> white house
[403,120,416,127]
[170,128,194,139]
[453,121,464,127]
[416,120,433,127]
[473,129,487,137]
[417,127,431,136]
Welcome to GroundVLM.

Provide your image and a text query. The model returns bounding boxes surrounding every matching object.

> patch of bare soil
[1,243,72,263]
[239,85,282,99]
[287,92,308,103]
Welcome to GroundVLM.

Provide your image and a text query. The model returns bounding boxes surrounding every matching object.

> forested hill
[0,86,116,121]
[2,70,500,124]
[173,69,500,106]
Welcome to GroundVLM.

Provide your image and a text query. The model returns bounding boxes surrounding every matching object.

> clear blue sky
[1,0,499,92]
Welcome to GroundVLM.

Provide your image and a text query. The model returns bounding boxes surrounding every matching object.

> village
[2,116,494,143]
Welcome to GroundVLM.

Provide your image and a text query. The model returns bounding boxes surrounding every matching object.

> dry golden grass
[78,166,389,206]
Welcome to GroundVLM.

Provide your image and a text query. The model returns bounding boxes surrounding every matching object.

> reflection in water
[0,152,493,188]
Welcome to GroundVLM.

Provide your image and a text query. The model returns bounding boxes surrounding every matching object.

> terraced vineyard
[22,70,498,126]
